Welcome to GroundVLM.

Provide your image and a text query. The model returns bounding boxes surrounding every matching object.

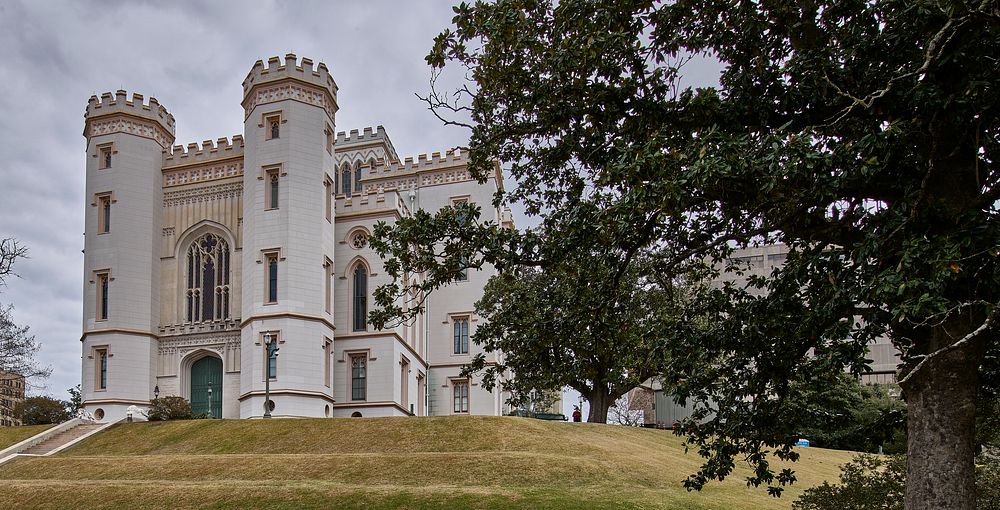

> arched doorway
[190,356,222,418]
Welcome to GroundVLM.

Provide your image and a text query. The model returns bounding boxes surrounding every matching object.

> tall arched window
[354,161,362,192]
[352,264,367,332]
[186,233,230,323]
[341,164,352,195]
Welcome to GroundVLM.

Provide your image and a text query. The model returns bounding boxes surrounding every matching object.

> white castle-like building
[79,54,512,422]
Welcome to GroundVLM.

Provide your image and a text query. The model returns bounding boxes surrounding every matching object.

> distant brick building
[0,372,25,427]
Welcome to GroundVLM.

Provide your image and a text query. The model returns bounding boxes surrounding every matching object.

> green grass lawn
[0,424,54,450]
[0,416,855,509]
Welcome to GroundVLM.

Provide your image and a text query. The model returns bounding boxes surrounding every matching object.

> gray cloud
[0,0,723,400]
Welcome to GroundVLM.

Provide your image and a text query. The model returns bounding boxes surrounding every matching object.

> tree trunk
[900,322,985,510]
[587,390,613,424]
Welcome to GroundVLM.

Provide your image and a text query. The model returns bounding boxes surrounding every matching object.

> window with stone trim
[97,194,112,234]
[95,347,108,390]
[99,146,112,169]
[95,271,110,321]
[353,161,362,192]
[185,233,230,323]
[352,263,367,332]
[324,338,333,388]
[351,354,367,401]
[324,176,333,222]
[452,379,469,414]
[324,257,333,314]
[266,167,280,209]
[453,317,470,354]
[265,252,279,304]
[265,113,281,140]
[341,163,352,195]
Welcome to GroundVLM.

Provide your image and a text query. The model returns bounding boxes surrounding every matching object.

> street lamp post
[263,333,279,418]
[207,381,213,418]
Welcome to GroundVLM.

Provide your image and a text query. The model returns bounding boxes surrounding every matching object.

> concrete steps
[20,423,103,455]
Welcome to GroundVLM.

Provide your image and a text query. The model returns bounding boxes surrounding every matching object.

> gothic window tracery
[186,233,231,323]
[341,163,352,195]
[354,161,362,192]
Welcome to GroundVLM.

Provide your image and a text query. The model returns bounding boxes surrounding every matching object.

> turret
[239,54,338,418]
[80,90,174,422]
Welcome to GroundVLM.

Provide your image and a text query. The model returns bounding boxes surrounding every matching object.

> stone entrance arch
[182,350,223,418]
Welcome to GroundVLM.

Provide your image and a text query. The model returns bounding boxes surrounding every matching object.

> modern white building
[79,54,512,422]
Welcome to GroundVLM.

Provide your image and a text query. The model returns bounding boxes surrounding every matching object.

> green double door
[190,357,222,418]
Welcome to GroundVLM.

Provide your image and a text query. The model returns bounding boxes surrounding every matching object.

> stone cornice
[163,159,244,188]
[86,112,175,149]
[242,78,338,124]
[163,181,243,207]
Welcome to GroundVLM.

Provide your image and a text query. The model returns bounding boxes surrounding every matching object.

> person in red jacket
[572,406,582,422]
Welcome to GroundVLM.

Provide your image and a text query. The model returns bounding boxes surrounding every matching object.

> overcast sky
[0,1,722,412]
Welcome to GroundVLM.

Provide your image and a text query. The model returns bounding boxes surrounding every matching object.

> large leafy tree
[372,1,999,508]
[0,238,48,382]
[466,251,707,423]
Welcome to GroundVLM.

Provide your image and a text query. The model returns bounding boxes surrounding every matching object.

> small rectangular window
[324,177,333,222]
[324,258,333,314]
[351,354,367,401]
[96,272,110,320]
[266,253,278,303]
[453,380,469,414]
[98,195,111,234]
[265,114,281,140]
[266,168,279,209]
[324,339,332,388]
[96,348,108,389]
[400,357,409,410]
[325,126,334,154]
[453,317,469,354]
[265,344,277,380]
[99,147,112,169]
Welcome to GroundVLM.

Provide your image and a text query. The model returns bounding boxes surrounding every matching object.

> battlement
[242,53,338,103]
[162,135,245,167]
[85,90,175,136]
[335,125,385,145]
[335,125,400,163]
[373,148,468,176]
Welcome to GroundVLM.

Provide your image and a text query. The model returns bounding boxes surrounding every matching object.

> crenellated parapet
[375,148,468,175]
[161,135,245,188]
[84,90,176,148]
[241,53,339,123]
[335,125,399,164]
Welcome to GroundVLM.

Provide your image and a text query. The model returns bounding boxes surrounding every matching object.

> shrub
[15,396,72,425]
[795,454,1000,510]
[793,454,905,510]
[979,463,1000,510]
[146,396,193,421]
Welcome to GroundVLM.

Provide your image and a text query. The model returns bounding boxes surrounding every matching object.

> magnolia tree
[371,2,999,508]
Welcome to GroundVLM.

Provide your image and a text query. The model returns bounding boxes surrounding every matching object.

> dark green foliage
[794,455,1000,510]
[65,384,81,414]
[782,374,906,454]
[794,455,906,510]
[463,254,712,423]
[15,396,71,425]
[371,0,1000,503]
[146,396,193,421]
[978,463,1000,510]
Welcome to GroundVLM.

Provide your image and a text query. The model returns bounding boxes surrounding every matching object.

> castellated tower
[239,54,340,418]
[81,91,175,422]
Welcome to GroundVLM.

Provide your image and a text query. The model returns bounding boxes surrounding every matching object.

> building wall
[80,54,508,422]
[0,373,25,427]
[720,243,902,383]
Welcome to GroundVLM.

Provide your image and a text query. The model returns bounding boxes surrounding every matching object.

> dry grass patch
[0,424,53,450]
[0,416,856,509]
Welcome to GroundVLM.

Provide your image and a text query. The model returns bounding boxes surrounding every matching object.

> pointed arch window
[185,233,231,323]
[354,161,362,192]
[341,164,352,195]
[352,263,367,332]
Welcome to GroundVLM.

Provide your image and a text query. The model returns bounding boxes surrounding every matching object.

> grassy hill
[0,416,854,509]
[0,424,54,450]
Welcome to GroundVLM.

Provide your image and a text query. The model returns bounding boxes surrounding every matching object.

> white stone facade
[80,54,509,422]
